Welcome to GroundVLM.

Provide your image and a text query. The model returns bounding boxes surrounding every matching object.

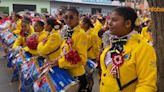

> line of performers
[0,7,156,92]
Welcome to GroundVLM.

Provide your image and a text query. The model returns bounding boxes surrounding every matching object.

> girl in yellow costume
[52,8,88,92]
[100,7,157,92]
[37,18,62,61]
[10,13,22,36]
[12,17,34,49]
[93,16,106,53]
[81,17,100,62]
[140,18,153,44]
[24,20,48,55]
[81,16,100,91]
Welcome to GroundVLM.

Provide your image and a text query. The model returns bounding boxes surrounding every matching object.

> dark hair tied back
[113,7,138,29]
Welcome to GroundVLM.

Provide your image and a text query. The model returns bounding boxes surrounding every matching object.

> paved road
[92,69,100,92]
[0,47,18,92]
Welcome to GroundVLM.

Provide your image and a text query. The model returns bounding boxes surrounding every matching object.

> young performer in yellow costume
[81,17,100,62]
[24,20,48,55]
[140,18,153,44]
[12,17,34,48]
[37,18,62,61]
[52,8,88,92]
[11,13,22,36]
[100,7,157,92]
[81,16,100,91]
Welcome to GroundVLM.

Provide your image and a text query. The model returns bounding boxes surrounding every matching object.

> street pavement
[0,47,18,92]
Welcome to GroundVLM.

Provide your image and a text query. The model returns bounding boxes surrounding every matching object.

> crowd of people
[0,6,157,92]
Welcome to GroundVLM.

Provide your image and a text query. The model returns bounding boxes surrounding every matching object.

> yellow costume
[24,30,48,55]
[86,28,100,61]
[92,19,103,35]
[100,33,157,92]
[37,29,62,61]
[12,19,22,36]
[12,26,34,48]
[58,25,88,77]
[141,26,153,42]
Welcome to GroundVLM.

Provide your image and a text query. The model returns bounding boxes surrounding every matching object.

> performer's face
[21,22,30,32]
[64,11,79,29]
[34,22,43,32]
[108,11,132,37]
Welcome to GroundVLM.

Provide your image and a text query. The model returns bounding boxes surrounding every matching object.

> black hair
[43,14,50,19]
[60,19,65,25]
[15,14,21,19]
[82,17,94,28]
[98,29,105,38]
[98,17,106,24]
[36,20,44,27]
[22,16,32,24]
[59,12,62,15]
[66,8,79,16]
[113,7,137,29]
[34,13,40,17]
[46,18,55,28]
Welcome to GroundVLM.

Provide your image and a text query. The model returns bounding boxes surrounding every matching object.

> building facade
[50,0,120,16]
[0,0,50,15]
[0,0,121,16]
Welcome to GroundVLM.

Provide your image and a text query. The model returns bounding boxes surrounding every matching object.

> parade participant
[32,13,42,26]
[52,8,88,92]
[37,18,62,61]
[54,9,65,30]
[91,15,97,25]
[11,13,22,36]
[90,15,106,57]
[92,15,106,35]
[0,14,11,30]
[24,20,48,55]
[140,18,153,44]
[81,16,100,91]
[81,17,100,62]
[0,14,11,57]
[100,7,157,92]
[12,17,34,48]
[98,19,110,50]
[42,14,50,24]
[56,9,63,21]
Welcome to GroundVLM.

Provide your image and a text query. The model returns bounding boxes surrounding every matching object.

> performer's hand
[49,59,58,66]
[42,38,47,44]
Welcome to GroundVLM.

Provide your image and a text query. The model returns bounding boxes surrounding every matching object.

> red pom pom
[26,34,38,50]
[65,50,81,64]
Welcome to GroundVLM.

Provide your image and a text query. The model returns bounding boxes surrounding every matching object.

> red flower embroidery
[109,54,124,78]
[112,54,124,67]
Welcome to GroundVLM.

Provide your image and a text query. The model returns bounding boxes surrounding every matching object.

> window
[13,4,36,13]
[0,7,9,15]
[91,8,101,14]
[41,8,48,13]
